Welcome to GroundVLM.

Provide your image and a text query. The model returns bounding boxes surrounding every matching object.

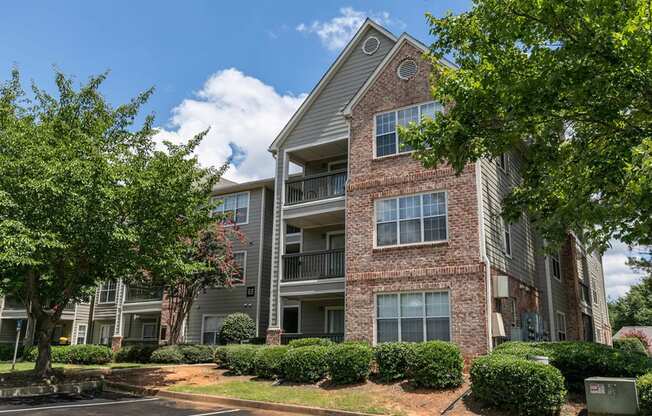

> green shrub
[614,337,648,356]
[0,344,21,361]
[374,342,413,382]
[150,346,184,364]
[214,345,240,368]
[493,341,549,359]
[113,345,157,363]
[287,338,333,348]
[226,345,259,375]
[638,373,652,416]
[219,313,255,344]
[471,354,566,416]
[327,343,373,385]
[25,345,112,365]
[405,341,464,389]
[281,346,329,383]
[177,344,215,363]
[254,346,289,379]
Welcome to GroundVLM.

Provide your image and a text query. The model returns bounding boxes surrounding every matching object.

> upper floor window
[375,102,442,158]
[213,192,249,224]
[286,224,301,235]
[375,192,447,247]
[550,251,561,281]
[98,281,116,303]
[556,311,567,341]
[502,218,512,257]
[497,153,509,173]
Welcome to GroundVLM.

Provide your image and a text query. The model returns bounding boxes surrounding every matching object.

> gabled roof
[268,19,397,153]
[340,33,458,116]
[212,177,274,195]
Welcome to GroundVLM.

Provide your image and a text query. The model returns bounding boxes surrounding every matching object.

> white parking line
[0,397,160,414]
[189,410,241,416]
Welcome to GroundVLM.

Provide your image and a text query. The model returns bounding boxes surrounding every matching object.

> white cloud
[602,240,647,300]
[296,7,403,51]
[155,69,306,183]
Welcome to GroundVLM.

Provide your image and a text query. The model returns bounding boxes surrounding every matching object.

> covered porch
[280,294,345,345]
[121,311,162,346]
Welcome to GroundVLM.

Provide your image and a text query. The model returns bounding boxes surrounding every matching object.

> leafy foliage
[113,345,158,363]
[254,346,289,379]
[405,341,464,388]
[373,342,414,382]
[287,338,333,348]
[639,373,652,416]
[326,343,374,385]
[471,354,566,416]
[610,250,652,332]
[402,0,652,250]
[24,345,112,365]
[614,337,649,356]
[219,313,256,345]
[150,346,185,364]
[225,345,260,375]
[281,346,330,383]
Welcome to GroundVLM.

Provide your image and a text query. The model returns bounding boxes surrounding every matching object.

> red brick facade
[345,41,489,358]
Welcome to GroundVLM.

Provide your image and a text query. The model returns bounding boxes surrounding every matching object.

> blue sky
[0,1,644,299]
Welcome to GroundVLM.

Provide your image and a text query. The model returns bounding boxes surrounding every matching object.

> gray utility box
[585,377,639,415]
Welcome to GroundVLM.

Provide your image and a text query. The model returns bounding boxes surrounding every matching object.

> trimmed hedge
[493,341,549,359]
[374,342,413,382]
[405,341,464,388]
[254,346,289,379]
[150,345,184,364]
[214,345,241,368]
[114,345,157,363]
[638,373,652,416]
[327,343,374,385]
[25,345,112,365]
[281,346,329,383]
[219,313,256,344]
[614,337,648,356]
[226,345,260,375]
[0,344,21,361]
[287,338,333,348]
[176,344,215,363]
[471,354,566,416]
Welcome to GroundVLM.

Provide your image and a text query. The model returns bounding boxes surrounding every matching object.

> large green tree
[404,0,652,250]
[609,247,652,331]
[0,70,230,377]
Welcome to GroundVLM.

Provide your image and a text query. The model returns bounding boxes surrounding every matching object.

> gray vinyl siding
[481,155,538,285]
[302,225,345,252]
[300,299,344,333]
[71,303,91,344]
[269,152,286,328]
[283,27,395,150]
[587,251,609,341]
[257,188,275,335]
[186,186,271,343]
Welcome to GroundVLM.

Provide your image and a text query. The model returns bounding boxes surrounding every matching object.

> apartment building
[264,19,611,358]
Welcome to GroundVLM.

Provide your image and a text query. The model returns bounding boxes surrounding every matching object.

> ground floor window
[76,324,87,345]
[99,324,114,345]
[556,311,567,341]
[142,321,158,340]
[376,291,450,343]
[202,315,225,345]
[325,307,344,333]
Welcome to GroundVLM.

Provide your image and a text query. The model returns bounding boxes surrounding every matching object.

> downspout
[544,247,556,341]
[475,161,493,352]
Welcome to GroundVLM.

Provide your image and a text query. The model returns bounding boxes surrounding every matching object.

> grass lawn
[0,361,160,374]
[169,380,405,416]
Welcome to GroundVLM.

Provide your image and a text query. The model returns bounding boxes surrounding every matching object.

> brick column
[266,328,283,345]
[111,335,123,352]
[561,235,583,340]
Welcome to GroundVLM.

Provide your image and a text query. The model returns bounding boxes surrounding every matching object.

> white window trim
[97,281,117,305]
[502,218,512,258]
[373,101,440,159]
[324,306,345,333]
[231,250,247,286]
[212,191,251,226]
[200,313,226,345]
[373,290,452,345]
[141,321,157,340]
[99,324,113,344]
[282,303,301,334]
[373,191,449,249]
[551,251,562,282]
[556,311,567,341]
[76,324,87,345]
[325,230,345,250]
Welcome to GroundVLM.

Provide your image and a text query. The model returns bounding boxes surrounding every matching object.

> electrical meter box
[585,377,639,415]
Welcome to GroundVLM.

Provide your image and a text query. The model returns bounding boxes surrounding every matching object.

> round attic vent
[362,36,380,55]
[397,59,418,80]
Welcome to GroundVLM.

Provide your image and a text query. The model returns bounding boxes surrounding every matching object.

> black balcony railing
[285,169,347,205]
[125,286,163,303]
[282,249,345,282]
[281,333,344,345]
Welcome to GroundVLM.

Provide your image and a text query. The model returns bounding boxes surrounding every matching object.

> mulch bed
[0,368,102,389]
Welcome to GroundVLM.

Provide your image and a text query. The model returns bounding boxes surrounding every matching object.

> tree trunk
[166,285,195,345]
[34,317,55,378]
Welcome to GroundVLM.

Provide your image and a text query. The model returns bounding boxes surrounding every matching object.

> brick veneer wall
[346,41,489,358]
[560,235,585,341]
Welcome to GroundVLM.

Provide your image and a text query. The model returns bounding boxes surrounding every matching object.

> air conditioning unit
[585,377,639,415]
[492,275,509,298]
[491,312,506,337]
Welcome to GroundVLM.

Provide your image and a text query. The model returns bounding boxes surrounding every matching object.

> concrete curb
[106,381,382,416]
[0,380,103,398]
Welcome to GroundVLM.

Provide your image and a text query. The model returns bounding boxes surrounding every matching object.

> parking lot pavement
[0,391,255,416]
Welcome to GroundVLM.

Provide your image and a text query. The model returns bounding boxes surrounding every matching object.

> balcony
[125,286,163,303]
[285,170,347,205]
[282,249,345,282]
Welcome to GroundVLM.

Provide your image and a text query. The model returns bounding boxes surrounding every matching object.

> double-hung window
[502,218,512,257]
[142,321,157,340]
[76,324,87,345]
[556,312,567,341]
[550,251,561,281]
[202,315,225,345]
[213,192,249,224]
[376,292,450,343]
[99,281,117,303]
[375,102,442,157]
[375,192,447,247]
